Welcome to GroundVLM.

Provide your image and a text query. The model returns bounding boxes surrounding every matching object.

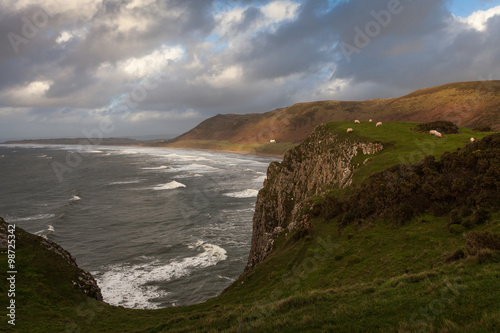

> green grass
[1,122,499,332]
[324,122,495,185]
[3,212,498,332]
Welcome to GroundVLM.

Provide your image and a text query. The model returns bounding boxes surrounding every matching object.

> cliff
[246,124,383,269]
[0,217,103,302]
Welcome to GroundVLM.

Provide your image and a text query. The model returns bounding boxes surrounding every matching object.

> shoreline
[0,141,285,160]
[157,144,284,159]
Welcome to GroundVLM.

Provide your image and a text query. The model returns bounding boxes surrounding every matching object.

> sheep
[429,130,442,138]
[470,137,475,143]
[347,128,353,133]
[376,122,382,127]
[354,120,360,124]
[369,119,373,123]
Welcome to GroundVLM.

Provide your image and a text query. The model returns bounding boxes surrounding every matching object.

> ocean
[0,144,276,309]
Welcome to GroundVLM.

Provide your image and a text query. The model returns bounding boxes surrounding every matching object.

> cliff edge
[246,124,383,270]
[0,217,103,302]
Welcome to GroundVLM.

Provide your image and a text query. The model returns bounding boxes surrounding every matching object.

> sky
[0,0,499,140]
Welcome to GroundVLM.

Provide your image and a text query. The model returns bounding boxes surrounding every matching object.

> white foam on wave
[253,175,267,183]
[94,241,227,309]
[224,189,259,198]
[6,213,56,222]
[81,150,104,154]
[108,180,143,185]
[174,164,220,173]
[171,173,203,179]
[69,195,81,202]
[152,181,186,190]
[156,153,210,162]
[142,165,169,170]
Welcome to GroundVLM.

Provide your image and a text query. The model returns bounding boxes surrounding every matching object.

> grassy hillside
[1,123,499,332]
[163,81,500,155]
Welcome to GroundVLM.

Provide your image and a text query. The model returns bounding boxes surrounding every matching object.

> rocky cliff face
[39,236,103,301]
[246,124,383,270]
[0,217,103,301]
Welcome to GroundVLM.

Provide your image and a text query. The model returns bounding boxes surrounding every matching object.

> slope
[162,81,500,155]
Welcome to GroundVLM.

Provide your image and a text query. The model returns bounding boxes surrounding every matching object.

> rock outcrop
[0,217,103,301]
[40,236,103,301]
[246,124,383,270]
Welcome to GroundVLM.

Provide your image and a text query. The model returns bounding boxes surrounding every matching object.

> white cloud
[214,1,300,39]
[119,45,185,78]
[56,28,88,44]
[193,65,244,88]
[125,0,157,10]
[458,5,500,31]
[261,0,300,22]
[4,80,52,101]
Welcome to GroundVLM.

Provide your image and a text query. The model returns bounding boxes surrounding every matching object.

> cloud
[1,80,53,106]
[0,0,499,140]
[119,45,185,78]
[457,5,500,30]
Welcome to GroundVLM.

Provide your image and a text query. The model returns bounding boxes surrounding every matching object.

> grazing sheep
[347,128,353,133]
[354,120,360,124]
[470,137,475,142]
[376,122,382,127]
[429,130,442,138]
[369,119,373,123]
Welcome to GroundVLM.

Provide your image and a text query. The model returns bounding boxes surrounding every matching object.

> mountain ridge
[162,81,500,155]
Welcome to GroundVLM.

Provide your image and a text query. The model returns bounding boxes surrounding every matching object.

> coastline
[0,140,286,159]
[157,143,285,159]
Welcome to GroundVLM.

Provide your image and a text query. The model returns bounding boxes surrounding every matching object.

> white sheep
[429,130,442,138]
[376,122,382,127]
[470,137,475,143]
[369,119,373,123]
[347,128,353,133]
[354,120,360,124]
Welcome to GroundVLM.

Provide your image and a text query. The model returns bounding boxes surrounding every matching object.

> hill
[162,81,500,155]
[2,137,139,146]
[1,122,499,332]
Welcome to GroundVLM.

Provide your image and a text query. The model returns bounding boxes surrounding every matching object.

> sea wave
[174,164,220,173]
[224,189,259,198]
[152,181,186,190]
[142,165,169,170]
[108,180,143,185]
[94,241,227,309]
[6,213,56,222]
[253,175,267,183]
[69,195,81,202]
[80,150,104,154]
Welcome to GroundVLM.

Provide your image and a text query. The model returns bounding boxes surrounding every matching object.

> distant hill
[163,81,500,154]
[3,137,139,146]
